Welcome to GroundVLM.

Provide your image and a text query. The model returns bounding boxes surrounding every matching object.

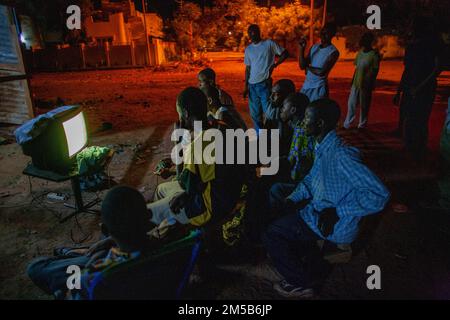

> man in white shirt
[298,23,339,102]
[243,24,289,132]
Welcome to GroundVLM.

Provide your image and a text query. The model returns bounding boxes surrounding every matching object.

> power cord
[5,174,97,244]
[70,213,93,244]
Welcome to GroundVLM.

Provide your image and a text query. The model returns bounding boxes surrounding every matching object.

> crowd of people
[26,17,447,299]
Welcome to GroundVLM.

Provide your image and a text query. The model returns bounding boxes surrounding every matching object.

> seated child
[269,92,315,213]
[245,93,313,240]
[201,84,247,130]
[147,87,246,229]
[27,186,162,299]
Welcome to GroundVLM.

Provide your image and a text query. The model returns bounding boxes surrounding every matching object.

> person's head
[101,186,151,253]
[270,79,296,107]
[200,85,221,112]
[303,98,341,138]
[359,32,375,49]
[198,68,216,89]
[320,23,337,45]
[248,24,261,43]
[176,87,208,130]
[280,92,310,123]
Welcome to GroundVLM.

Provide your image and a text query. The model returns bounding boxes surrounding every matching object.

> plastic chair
[86,229,202,300]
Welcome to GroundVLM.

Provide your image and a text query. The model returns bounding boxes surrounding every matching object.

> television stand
[61,176,101,222]
[23,164,101,223]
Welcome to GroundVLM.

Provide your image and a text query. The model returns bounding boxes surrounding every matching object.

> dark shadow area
[119,125,170,187]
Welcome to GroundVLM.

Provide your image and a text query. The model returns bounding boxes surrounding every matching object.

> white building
[84,0,164,46]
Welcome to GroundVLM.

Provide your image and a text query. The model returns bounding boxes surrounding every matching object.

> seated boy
[264,79,296,157]
[269,92,315,213]
[264,79,296,124]
[245,92,313,239]
[198,67,234,107]
[201,84,247,130]
[27,186,155,299]
[148,87,246,229]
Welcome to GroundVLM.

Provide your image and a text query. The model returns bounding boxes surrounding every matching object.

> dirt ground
[1,53,450,299]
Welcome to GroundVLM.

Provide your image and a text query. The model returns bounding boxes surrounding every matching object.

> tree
[171,2,204,53]
[235,0,319,49]
[170,0,322,53]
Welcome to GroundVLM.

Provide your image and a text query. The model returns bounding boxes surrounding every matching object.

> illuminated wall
[85,12,130,45]
[18,15,43,50]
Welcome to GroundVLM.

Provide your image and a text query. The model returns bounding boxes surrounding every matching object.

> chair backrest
[87,229,202,300]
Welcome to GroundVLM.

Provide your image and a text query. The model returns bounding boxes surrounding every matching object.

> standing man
[298,23,339,102]
[343,32,380,129]
[244,24,289,132]
[393,16,441,161]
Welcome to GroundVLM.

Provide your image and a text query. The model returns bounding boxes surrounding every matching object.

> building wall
[85,12,130,44]
[100,0,135,20]
[31,40,176,70]
[152,38,164,65]
[18,15,42,49]
[332,35,405,60]
[57,46,84,69]
[85,10,164,46]
[109,44,133,66]
[84,45,108,67]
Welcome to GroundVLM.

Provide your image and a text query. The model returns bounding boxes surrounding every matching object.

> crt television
[19,106,88,174]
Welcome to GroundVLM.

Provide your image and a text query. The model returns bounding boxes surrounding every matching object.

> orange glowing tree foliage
[171,0,322,53]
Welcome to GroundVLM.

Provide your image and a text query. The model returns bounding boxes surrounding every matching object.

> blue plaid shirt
[288,130,389,244]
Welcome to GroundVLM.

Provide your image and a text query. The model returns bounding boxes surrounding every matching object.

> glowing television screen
[20,106,88,174]
[63,112,87,157]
